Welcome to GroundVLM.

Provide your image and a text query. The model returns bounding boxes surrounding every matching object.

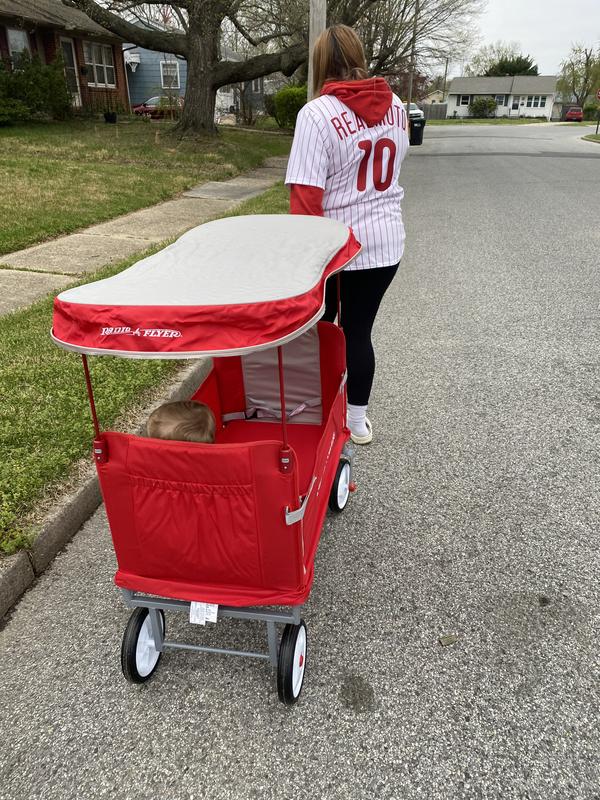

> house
[421,89,445,104]
[124,43,265,119]
[0,0,129,112]
[446,76,558,120]
[124,45,187,106]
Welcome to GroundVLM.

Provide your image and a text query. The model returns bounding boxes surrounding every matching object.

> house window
[252,78,260,93]
[533,95,540,107]
[7,28,31,67]
[540,95,546,107]
[160,61,180,89]
[83,42,116,88]
[495,94,505,106]
[460,95,470,106]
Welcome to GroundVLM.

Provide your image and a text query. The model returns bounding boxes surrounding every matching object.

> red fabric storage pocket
[129,475,262,587]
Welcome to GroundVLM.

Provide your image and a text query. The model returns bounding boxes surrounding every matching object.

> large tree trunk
[177,10,220,135]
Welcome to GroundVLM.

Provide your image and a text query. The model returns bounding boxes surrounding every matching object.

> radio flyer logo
[100,326,182,339]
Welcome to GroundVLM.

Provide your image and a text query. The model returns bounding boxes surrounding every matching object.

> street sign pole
[307,0,327,101]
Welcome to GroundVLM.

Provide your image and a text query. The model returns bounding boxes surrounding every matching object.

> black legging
[323,264,398,406]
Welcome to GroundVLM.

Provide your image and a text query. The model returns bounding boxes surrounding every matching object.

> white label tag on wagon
[205,603,219,623]
[189,602,206,625]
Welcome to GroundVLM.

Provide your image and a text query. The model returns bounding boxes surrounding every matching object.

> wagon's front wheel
[121,608,164,684]
[277,621,307,705]
[329,458,351,513]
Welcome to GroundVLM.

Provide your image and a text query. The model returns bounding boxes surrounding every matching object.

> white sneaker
[350,417,372,445]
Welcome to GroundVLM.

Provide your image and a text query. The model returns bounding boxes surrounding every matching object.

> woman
[285,24,409,444]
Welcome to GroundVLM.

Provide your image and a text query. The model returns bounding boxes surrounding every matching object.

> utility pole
[441,55,449,99]
[307,0,327,100]
[405,0,420,108]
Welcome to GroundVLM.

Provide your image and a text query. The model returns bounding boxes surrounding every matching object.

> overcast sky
[474,0,600,74]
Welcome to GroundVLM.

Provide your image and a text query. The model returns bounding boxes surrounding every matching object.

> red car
[132,95,184,119]
[564,106,583,122]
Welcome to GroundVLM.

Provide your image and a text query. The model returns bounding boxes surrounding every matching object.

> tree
[357,0,482,79]
[64,0,313,134]
[465,40,521,76]
[66,0,482,134]
[558,44,600,107]
[485,54,538,76]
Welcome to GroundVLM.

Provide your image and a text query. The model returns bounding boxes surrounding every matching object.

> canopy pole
[277,346,292,474]
[83,355,109,464]
[82,355,101,440]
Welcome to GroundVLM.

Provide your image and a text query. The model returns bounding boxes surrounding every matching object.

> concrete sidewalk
[0,157,287,317]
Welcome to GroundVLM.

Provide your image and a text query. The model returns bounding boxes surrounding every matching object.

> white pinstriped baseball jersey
[285,93,409,271]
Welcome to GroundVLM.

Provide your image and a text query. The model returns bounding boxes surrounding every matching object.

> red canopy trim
[51,228,360,358]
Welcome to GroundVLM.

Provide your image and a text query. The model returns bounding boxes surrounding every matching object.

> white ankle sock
[347,404,369,437]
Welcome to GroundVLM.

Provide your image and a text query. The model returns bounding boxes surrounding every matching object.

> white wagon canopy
[52,215,360,358]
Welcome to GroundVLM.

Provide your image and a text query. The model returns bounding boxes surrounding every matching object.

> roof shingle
[448,75,557,95]
[0,0,120,39]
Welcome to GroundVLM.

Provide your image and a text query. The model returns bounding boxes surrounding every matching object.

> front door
[60,38,81,108]
[511,95,520,113]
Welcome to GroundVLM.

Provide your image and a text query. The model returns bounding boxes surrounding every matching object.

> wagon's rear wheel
[277,621,307,705]
[329,458,351,513]
[121,608,164,684]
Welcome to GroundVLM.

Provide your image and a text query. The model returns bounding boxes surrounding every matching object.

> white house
[446,75,558,120]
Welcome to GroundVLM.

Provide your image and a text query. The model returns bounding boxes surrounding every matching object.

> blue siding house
[124,45,186,106]
[123,44,265,118]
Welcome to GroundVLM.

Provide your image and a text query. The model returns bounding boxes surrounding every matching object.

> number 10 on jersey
[357,138,397,192]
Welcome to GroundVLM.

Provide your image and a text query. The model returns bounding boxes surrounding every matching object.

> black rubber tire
[328,458,351,514]
[277,620,307,706]
[121,607,165,684]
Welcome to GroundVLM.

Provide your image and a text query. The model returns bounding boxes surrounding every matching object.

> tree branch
[227,14,290,46]
[212,41,307,86]
[62,0,188,55]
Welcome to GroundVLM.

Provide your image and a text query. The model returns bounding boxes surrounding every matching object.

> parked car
[564,106,583,122]
[132,95,184,119]
[407,102,425,121]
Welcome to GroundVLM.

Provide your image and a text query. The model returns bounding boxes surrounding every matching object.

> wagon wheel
[277,621,307,705]
[328,458,351,513]
[121,607,165,684]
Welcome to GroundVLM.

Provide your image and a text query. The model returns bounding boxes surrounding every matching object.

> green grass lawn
[582,134,600,143]
[0,119,291,256]
[254,115,282,131]
[0,181,289,555]
[426,118,548,125]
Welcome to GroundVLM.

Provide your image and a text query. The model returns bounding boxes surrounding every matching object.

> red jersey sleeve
[289,184,325,216]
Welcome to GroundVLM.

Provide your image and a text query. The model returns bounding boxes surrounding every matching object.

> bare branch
[63,0,188,54]
[212,41,307,86]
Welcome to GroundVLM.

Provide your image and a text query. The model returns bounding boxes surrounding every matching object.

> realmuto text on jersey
[329,103,407,141]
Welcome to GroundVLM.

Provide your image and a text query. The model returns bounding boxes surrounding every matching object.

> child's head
[147,401,216,444]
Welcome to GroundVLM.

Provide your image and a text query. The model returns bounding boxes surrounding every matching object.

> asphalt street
[1,123,599,800]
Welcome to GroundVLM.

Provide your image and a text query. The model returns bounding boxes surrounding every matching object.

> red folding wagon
[51,214,361,704]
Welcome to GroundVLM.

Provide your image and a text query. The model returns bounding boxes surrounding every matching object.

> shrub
[273,85,307,129]
[263,93,277,122]
[0,98,30,126]
[583,102,599,121]
[468,96,497,118]
[45,55,72,120]
[0,53,71,120]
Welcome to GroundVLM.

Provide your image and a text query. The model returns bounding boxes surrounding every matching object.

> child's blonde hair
[147,401,216,444]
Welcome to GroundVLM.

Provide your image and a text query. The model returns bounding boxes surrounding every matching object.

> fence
[422,103,447,120]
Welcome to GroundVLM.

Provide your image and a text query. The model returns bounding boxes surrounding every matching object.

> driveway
[1,123,599,800]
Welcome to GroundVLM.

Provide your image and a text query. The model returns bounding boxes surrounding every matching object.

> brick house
[0,0,129,112]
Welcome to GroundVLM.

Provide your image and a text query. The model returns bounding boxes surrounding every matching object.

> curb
[0,358,211,621]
